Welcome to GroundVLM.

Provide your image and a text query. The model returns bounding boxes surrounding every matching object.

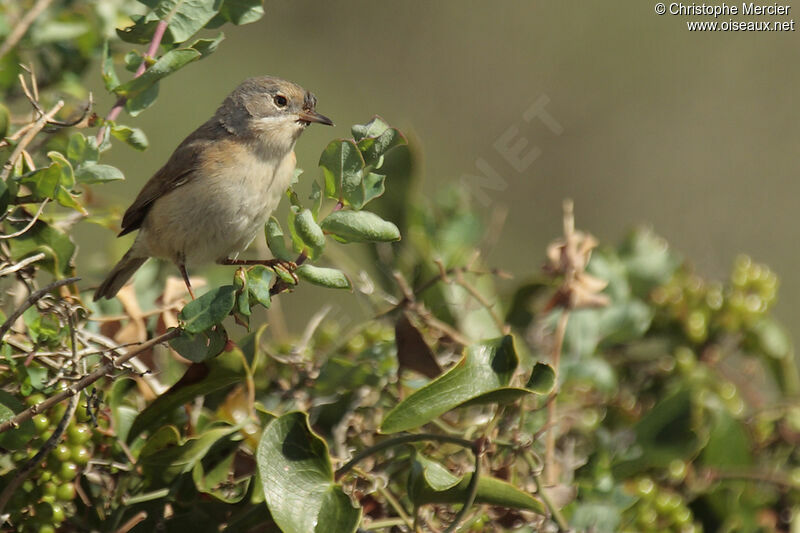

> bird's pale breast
[137,140,296,266]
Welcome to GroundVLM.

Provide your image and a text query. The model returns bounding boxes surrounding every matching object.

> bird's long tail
[93,250,147,301]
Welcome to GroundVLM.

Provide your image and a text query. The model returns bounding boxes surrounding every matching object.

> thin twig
[0,276,80,342]
[0,0,54,60]
[0,199,49,239]
[0,328,180,434]
[0,251,46,276]
[1,99,64,182]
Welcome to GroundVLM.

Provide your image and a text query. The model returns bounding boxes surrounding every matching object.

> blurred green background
[84,1,800,335]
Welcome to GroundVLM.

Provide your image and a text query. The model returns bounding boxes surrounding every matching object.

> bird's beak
[298,110,334,126]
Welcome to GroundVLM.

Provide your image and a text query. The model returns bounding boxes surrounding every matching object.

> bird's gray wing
[118,123,221,236]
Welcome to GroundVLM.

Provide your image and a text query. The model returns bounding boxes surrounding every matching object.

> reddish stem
[97,19,168,142]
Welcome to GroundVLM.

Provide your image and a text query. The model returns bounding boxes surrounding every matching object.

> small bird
[93,76,333,301]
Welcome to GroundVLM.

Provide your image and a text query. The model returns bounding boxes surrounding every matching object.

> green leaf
[187,32,225,57]
[214,0,264,25]
[701,411,752,468]
[360,171,387,206]
[618,228,680,296]
[257,412,361,533]
[295,264,351,290]
[140,424,239,486]
[526,362,555,394]
[178,285,236,333]
[8,217,75,278]
[0,391,35,450]
[382,336,535,433]
[318,139,365,206]
[121,0,224,44]
[116,15,162,44]
[613,387,700,478]
[66,133,99,165]
[110,124,149,151]
[114,49,202,99]
[320,210,400,243]
[751,317,791,360]
[75,163,124,184]
[20,164,60,199]
[192,449,250,503]
[309,180,323,218]
[232,268,250,329]
[101,41,120,91]
[246,266,273,308]
[265,216,292,261]
[29,20,89,44]
[353,116,407,168]
[128,346,246,442]
[408,454,545,514]
[292,208,325,259]
[125,82,159,116]
[169,325,228,362]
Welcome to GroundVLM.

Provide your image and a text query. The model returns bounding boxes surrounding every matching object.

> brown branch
[0,328,180,434]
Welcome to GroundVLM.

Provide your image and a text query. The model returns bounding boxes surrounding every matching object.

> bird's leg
[220,258,298,283]
[179,263,196,300]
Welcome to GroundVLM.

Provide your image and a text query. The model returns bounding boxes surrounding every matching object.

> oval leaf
[257,412,360,533]
[294,208,325,258]
[295,264,351,290]
[179,285,236,334]
[526,362,555,394]
[381,335,521,433]
[318,139,365,207]
[409,456,545,514]
[320,210,400,243]
[169,325,228,362]
[265,216,292,261]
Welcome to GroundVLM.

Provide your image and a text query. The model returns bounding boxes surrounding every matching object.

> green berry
[668,459,687,482]
[26,393,46,407]
[58,462,78,481]
[55,482,75,502]
[71,445,90,466]
[40,481,57,497]
[32,415,50,434]
[67,424,91,445]
[636,477,656,498]
[52,444,71,463]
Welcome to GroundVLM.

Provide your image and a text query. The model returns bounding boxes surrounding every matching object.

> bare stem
[544,307,570,486]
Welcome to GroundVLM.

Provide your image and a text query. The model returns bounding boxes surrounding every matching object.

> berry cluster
[622,477,702,533]
[651,255,777,343]
[8,393,93,532]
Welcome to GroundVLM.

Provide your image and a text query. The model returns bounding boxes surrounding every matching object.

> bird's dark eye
[274,95,288,107]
